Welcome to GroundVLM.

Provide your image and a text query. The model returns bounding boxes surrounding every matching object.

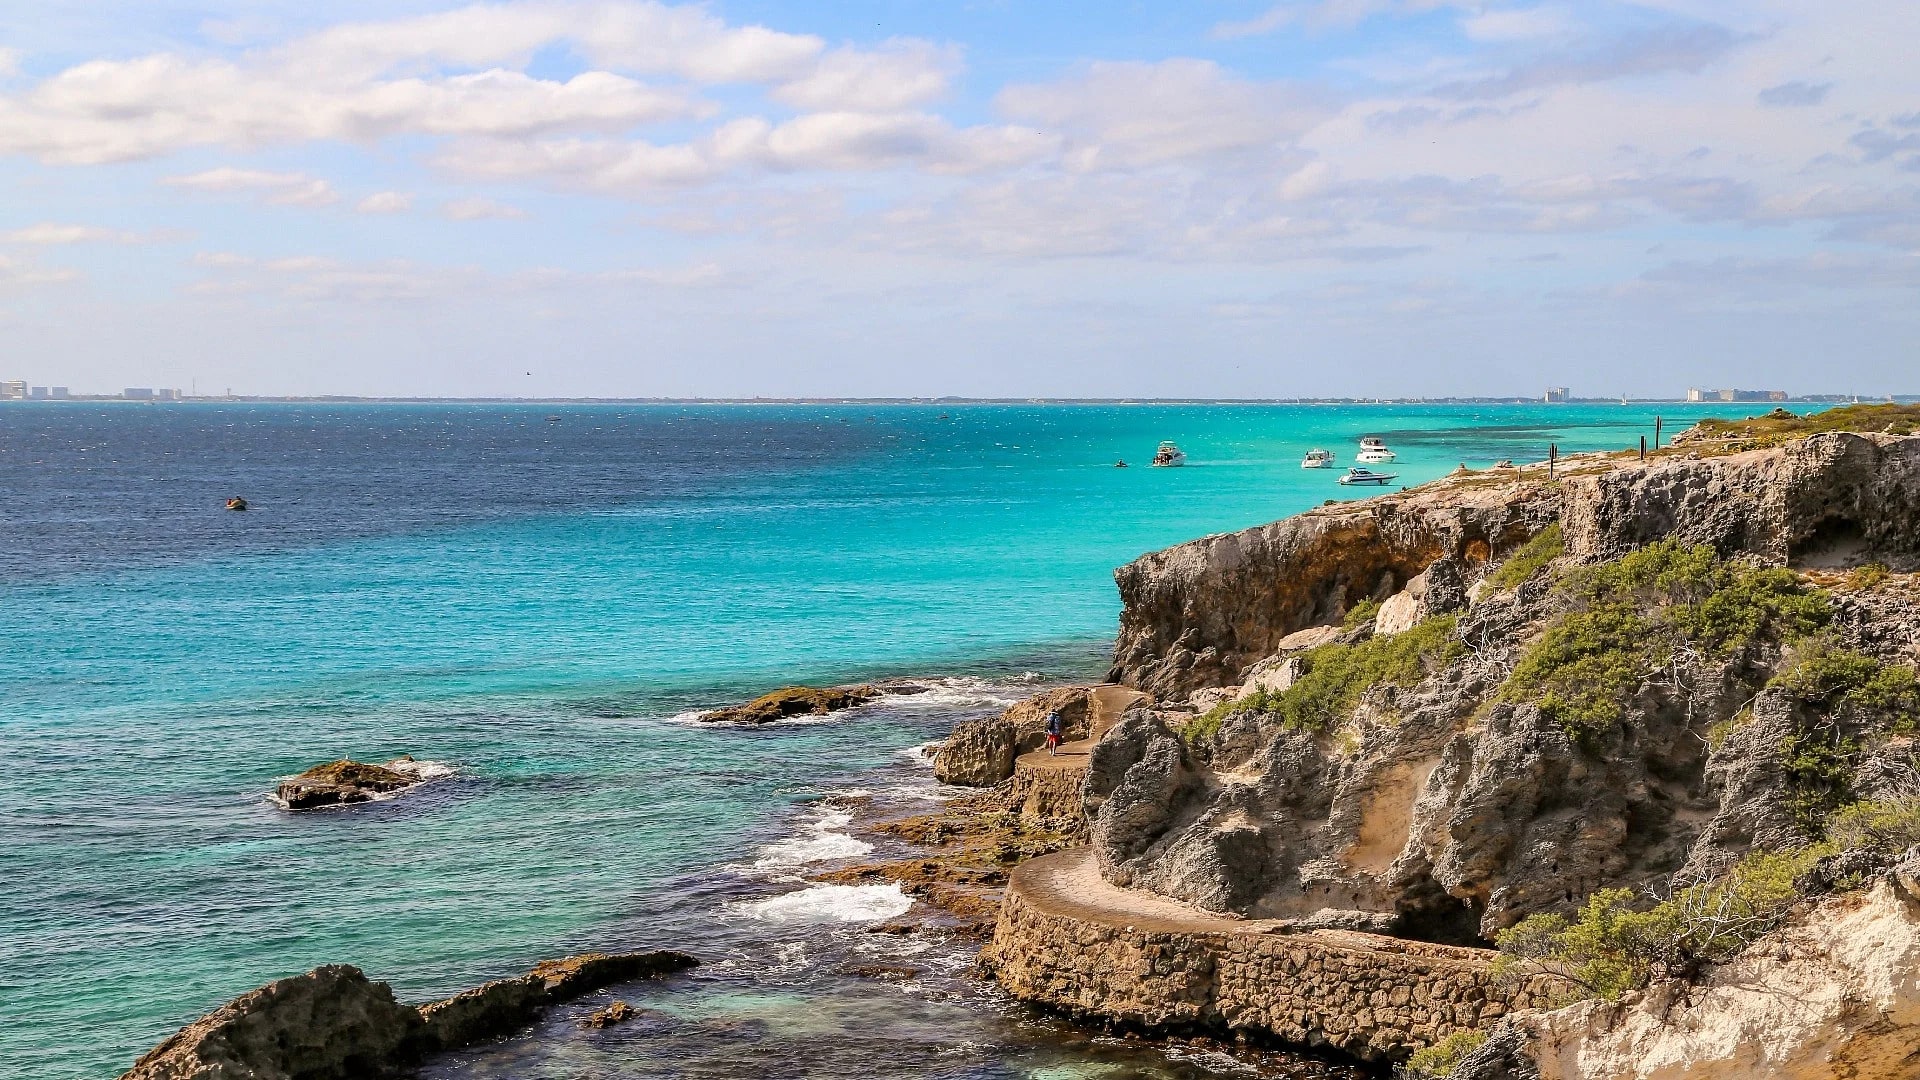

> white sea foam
[752,806,872,870]
[738,883,913,925]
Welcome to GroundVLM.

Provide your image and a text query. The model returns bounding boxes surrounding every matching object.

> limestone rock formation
[1520,871,1920,1079]
[1089,432,1920,942]
[933,686,1096,786]
[699,685,884,724]
[122,951,698,1079]
[1109,477,1559,699]
[275,758,432,810]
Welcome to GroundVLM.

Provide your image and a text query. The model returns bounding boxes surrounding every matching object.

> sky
[0,0,1914,398]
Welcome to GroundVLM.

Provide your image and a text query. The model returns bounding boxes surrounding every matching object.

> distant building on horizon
[1,379,25,400]
[50,387,69,399]
[123,387,154,400]
[1687,387,1789,403]
[1543,386,1570,403]
[155,388,181,401]
[29,386,49,399]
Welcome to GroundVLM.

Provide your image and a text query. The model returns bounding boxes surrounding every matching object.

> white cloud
[0,222,153,244]
[1212,0,1466,38]
[1460,6,1578,42]
[356,191,413,213]
[442,196,528,220]
[164,168,340,206]
[0,252,81,286]
[997,60,1327,170]
[0,47,20,78]
[772,40,960,111]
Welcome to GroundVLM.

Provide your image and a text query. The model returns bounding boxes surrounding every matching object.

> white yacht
[1301,448,1336,469]
[1151,441,1187,467]
[1356,436,1397,464]
[1339,467,1399,486]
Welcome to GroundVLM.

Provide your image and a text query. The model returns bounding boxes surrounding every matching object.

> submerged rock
[275,757,432,810]
[698,685,882,724]
[581,1000,639,1029]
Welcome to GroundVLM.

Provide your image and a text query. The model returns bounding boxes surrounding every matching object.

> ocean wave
[751,805,872,870]
[737,883,913,925]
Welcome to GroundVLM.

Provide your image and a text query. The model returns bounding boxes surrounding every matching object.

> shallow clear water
[0,401,1778,1078]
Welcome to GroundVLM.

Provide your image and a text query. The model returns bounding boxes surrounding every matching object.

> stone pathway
[1016,684,1146,771]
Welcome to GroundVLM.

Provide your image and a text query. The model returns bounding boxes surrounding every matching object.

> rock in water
[275,757,435,809]
[120,965,423,1080]
[581,1000,637,1029]
[698,685,881,724]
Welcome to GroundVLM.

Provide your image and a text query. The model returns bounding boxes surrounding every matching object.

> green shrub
[1198,616,1464,738]
[1500,541,1831,742]
[1400,1030,1488,1079]
[1847,563,1891,590]
[1825,795,1920,856]
[1344,597,1383,629]
[1770,643,1920,720]
[1495,849,1815,1002]
[1778,724,1863,829]
[1488,523,1565,590]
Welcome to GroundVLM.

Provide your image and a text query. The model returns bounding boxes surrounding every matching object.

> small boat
[1301,448,1336,469]
[225,496,249,511]
[1151,441,1186,467]
[1114,460,1128,468]
[1338,468,1398,486]
[545,415,561,422]
[1356,436,1397,464]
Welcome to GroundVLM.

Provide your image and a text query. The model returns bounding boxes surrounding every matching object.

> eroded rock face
[1108,479,1558,699]
[933,686,1096,786]
[1560,432,1920,568]
[121,965,423,1080]
[276,758,429,810]
[417,951,697,1050]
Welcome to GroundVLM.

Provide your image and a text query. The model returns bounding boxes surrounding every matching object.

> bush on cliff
[1765,643,1920,826]
[1495,849,1816,1002]
[1399,1029,1488,1079]
[1487,523,1563,590]
[1770,642,1920,721]
[1191,616,1464,744]
[1501,541,1830,741]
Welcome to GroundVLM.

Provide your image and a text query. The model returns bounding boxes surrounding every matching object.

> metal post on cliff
[1640,435,1647,462]
[1549,442,1558,480]
[1655,415,1663,449]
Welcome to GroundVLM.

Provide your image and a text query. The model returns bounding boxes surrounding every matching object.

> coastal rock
[1108,476,1558,699]
[123,951,699,1079]
[581,1000,638,1028]
[933,686,1096,786]
[275,758,431,810]
[120,965,423,1080]
[698,685,882,724]
[1520,875,1920,1079]
[416,951,698,1050]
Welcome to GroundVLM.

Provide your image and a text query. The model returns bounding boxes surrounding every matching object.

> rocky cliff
[1035,425,1920,1074]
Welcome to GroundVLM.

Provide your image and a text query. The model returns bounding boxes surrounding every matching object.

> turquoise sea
[0,402,1783,1078]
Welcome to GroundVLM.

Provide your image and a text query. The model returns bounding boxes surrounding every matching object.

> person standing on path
[1045,709,1063,755]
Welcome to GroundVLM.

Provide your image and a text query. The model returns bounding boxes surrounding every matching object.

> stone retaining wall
[1008,758,1088,824]
[986,850,1559,1064]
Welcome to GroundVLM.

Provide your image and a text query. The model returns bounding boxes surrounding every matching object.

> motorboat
[1301,448,1336,469]
[225,496,249,511]
[1338,467,1398,486]
[1151,441,1187,467]
[1356,436,1397,464]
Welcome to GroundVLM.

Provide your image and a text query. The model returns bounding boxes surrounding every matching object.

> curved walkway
[1016,684,1147,772]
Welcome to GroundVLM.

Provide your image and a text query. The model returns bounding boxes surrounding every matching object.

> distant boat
[545,415,561,422]
[1151,441,1186,467]
[225,496,249,511]
[1301,448,1336,469]
[1356,436,1397,464]
[1338,467,1398,486]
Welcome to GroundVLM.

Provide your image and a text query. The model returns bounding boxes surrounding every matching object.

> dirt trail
[1015,684,1146,772]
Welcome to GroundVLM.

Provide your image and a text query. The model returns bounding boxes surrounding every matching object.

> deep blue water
[0,401,1780,1078]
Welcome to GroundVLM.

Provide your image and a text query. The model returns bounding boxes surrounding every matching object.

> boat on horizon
[1301,448,1335,469]
[1338,467,1398,486]
[1356,436,1397,463]
[1151,441,1186,467]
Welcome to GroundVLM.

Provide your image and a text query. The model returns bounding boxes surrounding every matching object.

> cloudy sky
[0,0,1914,398]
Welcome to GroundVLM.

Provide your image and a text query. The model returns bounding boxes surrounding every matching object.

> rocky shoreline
[120,406,1920,1079]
